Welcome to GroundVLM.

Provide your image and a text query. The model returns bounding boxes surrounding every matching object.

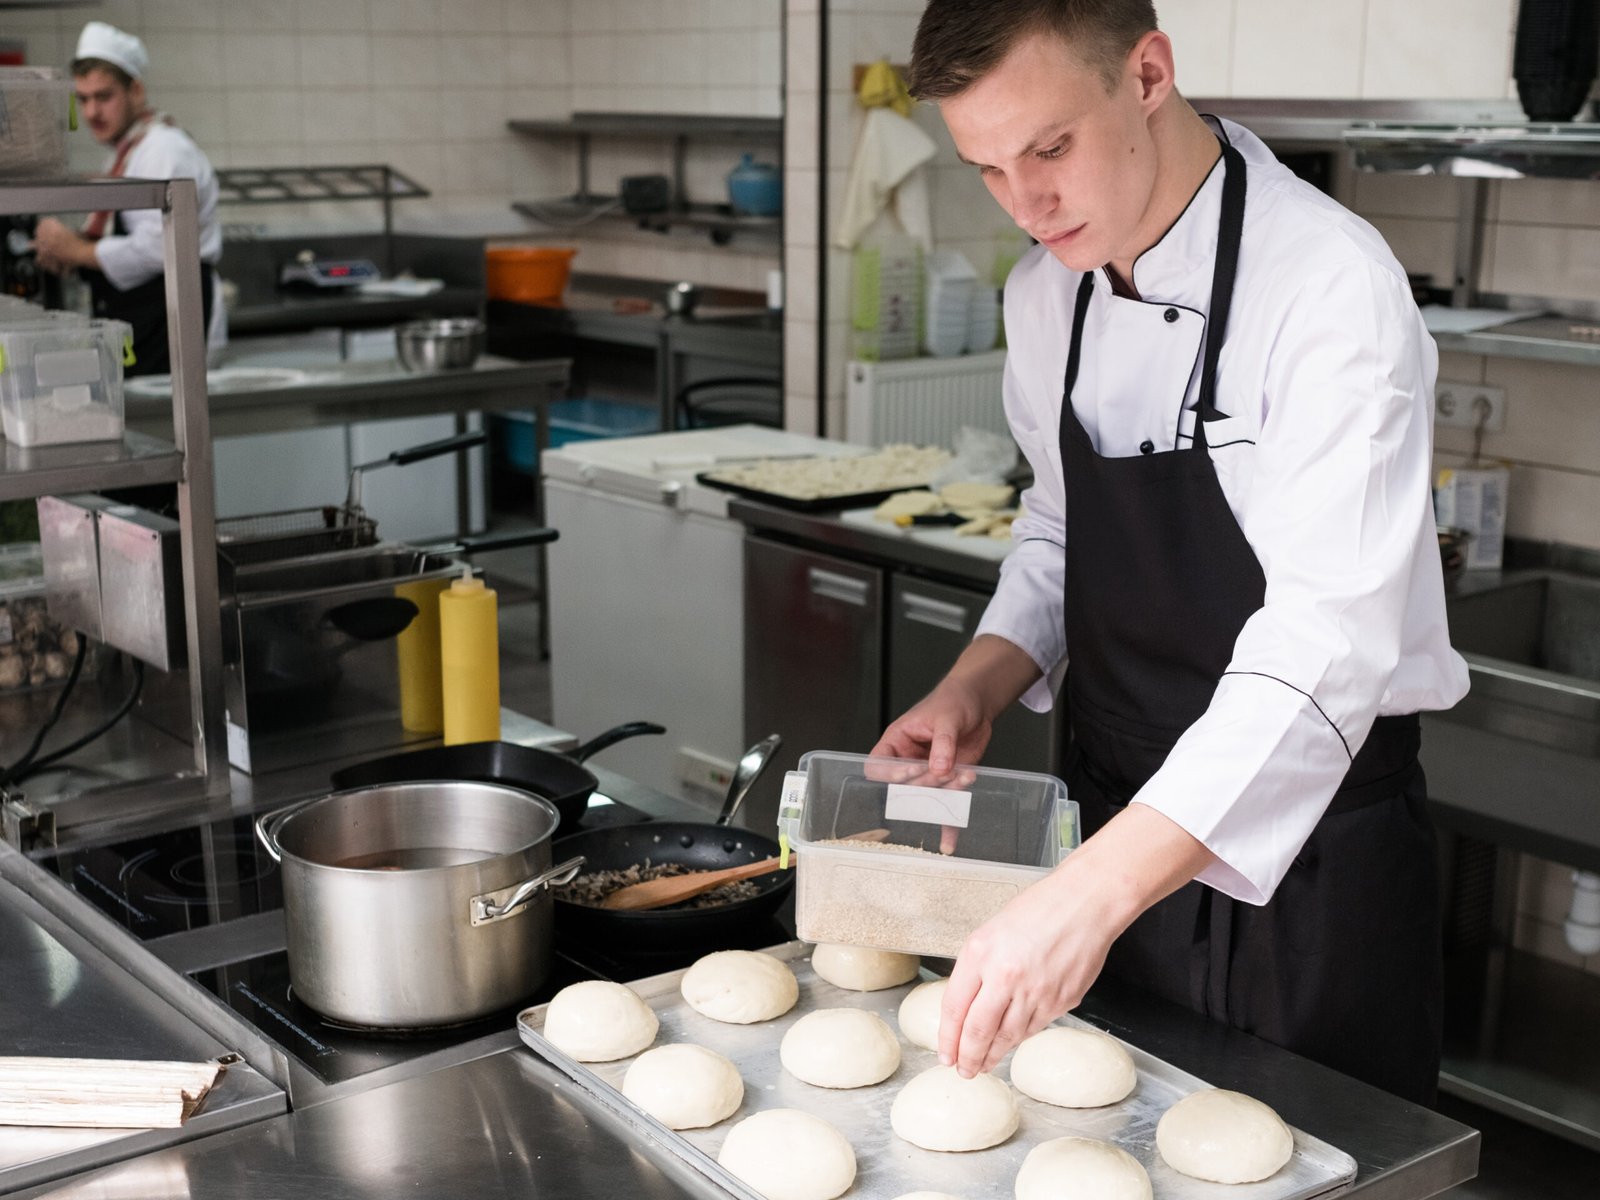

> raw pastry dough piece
[1156,1088,1294,1184]
[718,1108,856,1200]
[781,1008,901,1088]
[542,980,658,1062]
[890,1065,1019,1152]
[681,950,799,1024]
[811,943,920,991]
[875,490,944,520]
[897,978,948,1051]
[938,481,1013,512]
[621,1043,743,1129]
[1014,1136,1152,1200]
[1009,1026,1138,1108]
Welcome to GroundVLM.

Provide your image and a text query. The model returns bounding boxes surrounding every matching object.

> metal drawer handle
[808,567,870,606]
[902,593,970,634]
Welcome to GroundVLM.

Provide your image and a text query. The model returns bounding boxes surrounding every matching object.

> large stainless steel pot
[255,781,581,1028]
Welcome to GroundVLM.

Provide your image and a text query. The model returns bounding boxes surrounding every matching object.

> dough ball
[890,1065,1018,1152]
[781,1008,901,1088]
[717,1108,856,1200]
[621,1043,743,1129]
[1014,1137,1152,1200]
[543,980,657,1062]
[1009,1026,1138,1108]
[897,978,948,1051]
[812,943,920,991]
[1156,1088,1294,1184]
[681,950,799,1024]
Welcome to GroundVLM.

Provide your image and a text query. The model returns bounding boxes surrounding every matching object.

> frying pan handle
[470,855,585,926]
[570,722,666,764]
[450,528,561,554]
[254,797,320,864]
[389,430,486,466]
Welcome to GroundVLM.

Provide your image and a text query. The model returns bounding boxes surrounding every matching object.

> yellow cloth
[857,59,913,117]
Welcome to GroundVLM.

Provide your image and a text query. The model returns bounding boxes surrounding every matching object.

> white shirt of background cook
[95,123,227,351]
[976,117,1470,906]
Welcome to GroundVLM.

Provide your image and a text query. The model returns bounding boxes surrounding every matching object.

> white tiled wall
[11,0,783,290]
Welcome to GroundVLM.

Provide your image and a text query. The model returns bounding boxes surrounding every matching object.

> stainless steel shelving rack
[508,112,783,243]
[0,177,228,845]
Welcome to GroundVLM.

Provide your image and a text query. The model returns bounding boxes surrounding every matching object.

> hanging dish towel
[833,60,937,250]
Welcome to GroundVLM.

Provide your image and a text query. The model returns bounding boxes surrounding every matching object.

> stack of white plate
[967,286,1000,353]
[924,250,977,358]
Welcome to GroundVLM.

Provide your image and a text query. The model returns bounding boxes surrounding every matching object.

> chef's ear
[1126,30,1176,117]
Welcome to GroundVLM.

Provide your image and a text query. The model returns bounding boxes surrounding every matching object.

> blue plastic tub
[494,398,659,475]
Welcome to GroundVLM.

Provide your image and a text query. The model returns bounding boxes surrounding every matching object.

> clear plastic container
[0,319,132,447]
[0,543,98,693]
[778,751,1079,958]
[0,68,71,179]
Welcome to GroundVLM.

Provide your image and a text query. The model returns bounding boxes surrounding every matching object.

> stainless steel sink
[1445,571,1600,757]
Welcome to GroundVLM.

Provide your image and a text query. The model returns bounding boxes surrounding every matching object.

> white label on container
[885,783,972,829]
[34,348,100,388]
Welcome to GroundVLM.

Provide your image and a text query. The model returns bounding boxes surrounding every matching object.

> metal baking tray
[516,942,1357,1200]
[694,471,916,514]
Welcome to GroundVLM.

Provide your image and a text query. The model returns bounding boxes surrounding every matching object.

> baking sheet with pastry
[517,940,1356,1200]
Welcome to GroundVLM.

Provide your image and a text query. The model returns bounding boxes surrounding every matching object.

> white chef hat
[74,21,149,81]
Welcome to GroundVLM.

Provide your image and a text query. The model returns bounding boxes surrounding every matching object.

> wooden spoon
[599,828,894,912]
[601,856,789,912]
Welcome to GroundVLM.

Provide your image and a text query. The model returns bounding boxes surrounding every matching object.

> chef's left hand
[31,218,94,275]
[939,802,1219,1077]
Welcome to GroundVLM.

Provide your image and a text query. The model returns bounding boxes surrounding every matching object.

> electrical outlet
[1434,380,1506,431]
[677,747,737,796]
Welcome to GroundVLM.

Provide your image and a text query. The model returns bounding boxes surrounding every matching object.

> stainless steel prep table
[122,354,570,441]
[12,966,1478,1200]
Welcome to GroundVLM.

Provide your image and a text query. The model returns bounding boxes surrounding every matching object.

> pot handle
[470,855,585,926]
[254,797,320,864]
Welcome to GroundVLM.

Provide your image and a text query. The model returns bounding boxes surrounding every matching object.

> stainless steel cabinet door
[888,574,1062,776]
[743,536,884,832]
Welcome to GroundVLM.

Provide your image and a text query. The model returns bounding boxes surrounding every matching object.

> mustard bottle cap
[450,566,486,594]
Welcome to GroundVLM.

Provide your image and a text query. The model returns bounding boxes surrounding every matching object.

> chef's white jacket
[975,117,1470,906]
[94,123,227,351]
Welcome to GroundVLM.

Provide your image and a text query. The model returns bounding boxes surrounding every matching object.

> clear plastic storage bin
[0,543,98,693]
[778,751,1079,958]
[0,319,132,447]
[0,68,71,179]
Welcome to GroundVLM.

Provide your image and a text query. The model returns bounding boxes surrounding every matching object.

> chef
[873,0,1469,1105]
[31,21,225,375]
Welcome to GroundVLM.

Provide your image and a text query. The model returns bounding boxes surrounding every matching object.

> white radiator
[845,351,1010,448]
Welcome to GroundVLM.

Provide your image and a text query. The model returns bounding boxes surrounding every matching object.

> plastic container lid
[778,751,1078,958]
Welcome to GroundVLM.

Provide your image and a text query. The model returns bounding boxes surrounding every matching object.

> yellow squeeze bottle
[439,566,500,745]
[394,578,448,733]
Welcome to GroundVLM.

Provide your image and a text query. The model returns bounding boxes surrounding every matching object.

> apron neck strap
[1192,140,1248,451]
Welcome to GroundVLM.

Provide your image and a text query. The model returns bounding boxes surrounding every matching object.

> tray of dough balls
[517,941,1356,1200]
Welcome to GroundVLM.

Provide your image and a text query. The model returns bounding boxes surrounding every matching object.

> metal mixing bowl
[396,317,486,372]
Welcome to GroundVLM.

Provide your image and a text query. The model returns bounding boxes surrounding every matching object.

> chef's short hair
[909,0,1158,100]
[71,57,135,88]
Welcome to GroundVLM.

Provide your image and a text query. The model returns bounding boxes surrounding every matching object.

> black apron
[1059,140,1442,1104]
[82,211,216,378]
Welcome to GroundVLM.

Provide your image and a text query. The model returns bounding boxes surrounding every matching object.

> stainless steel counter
[124,354,570,440]
[727,495,1008,588]
[0,873,286,1194]
[12,970,1479,1200]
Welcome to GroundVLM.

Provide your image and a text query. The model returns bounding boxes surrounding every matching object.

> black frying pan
[328,721,665,835]
[552,734,792,949]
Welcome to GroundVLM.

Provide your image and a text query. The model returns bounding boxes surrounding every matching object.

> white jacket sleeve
[94,131,219,292]
[1132,259,1440,905]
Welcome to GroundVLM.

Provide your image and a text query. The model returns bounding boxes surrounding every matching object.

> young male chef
[872,0,1469,1104]
[31,22,225,374]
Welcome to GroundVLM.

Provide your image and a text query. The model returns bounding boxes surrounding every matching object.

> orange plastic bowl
[486,246,577,305]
